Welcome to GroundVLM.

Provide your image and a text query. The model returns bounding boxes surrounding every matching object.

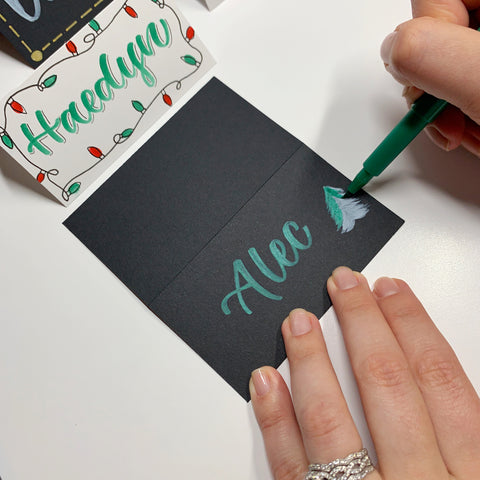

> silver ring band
[304,448,374,480]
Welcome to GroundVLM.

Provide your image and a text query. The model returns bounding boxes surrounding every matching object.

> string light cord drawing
[0,0,205,202]
[0,1,123,196]
[1,75,59,187]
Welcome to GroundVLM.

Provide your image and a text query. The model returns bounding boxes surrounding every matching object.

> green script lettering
[80,89,104,114]
[22,110,64,155]
[221,221,313,315]
[22,18,171,155]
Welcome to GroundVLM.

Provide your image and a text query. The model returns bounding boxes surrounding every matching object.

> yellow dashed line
[65,21,78,32]
[3,1,106,61]
[21,40,32,52]
[8,25,19,37]
[80,8,93,19]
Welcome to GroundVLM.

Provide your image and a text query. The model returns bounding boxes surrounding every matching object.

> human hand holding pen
[380,0,480,156]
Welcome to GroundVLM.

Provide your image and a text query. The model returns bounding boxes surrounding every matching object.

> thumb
[381,17,480,124]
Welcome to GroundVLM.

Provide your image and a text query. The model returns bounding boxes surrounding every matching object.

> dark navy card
[64,77,403,400]
[0,0,113,66]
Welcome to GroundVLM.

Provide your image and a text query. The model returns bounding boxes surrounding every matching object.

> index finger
[411,0,480,24]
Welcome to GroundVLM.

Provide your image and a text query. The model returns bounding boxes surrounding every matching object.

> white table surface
[1,1,479,479]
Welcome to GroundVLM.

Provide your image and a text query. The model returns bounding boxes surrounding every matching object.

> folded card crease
[64,77,404,401]
[64,78,302,304]
[148,143,403,399]
[141,143,307,305]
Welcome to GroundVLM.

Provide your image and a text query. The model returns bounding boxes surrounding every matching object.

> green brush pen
[344,92,448,196]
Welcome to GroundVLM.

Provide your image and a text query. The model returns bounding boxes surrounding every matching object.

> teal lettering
[126,43,155,86]
[125,20,170,87]
[150,19,171,48]
[136,33,155,56]
[80,89,104,114]
[23,110,64,154]
[60,110,76,134]
[249,246,288,283]
[221,221,313,315]
[270,239,298,267]
[116,54,136,81]
[99,53,126,90]
[221,260,281,315]
[20,18,173,155]
[21,123,49,155]
[99,19,171,91]
[94,77,113,102]
[283,221,313,250]
[60,101,92,133]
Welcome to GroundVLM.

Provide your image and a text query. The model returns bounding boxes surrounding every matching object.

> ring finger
[327,267,448,479]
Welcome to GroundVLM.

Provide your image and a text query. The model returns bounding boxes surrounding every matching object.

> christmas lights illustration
[8,98,26,114]
[123,4,138,18]
[0,1,206,202]
[67,182,81,195]
[66,40,78,55]
[36,168,59,184]
[162,91,172,106]
[186,26,194,41]
[132,100,146,113]
[88,146,105,159]
[0,128,13,149]
[89,19,102,33]
[181,54,199,67]
[114,128,134,144]
[38,75,57,91]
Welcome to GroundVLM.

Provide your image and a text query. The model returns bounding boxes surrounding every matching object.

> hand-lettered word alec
[221,221,313,315]
[21,18,171,156]
[3,0,53,22]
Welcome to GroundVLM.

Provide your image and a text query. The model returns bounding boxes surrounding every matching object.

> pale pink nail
[289,309,312,336]
[373,277,400,298]
[332,266,359,291]
[251,368,270,397]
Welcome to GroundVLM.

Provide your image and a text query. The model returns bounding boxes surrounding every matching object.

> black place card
[64,77,403,400]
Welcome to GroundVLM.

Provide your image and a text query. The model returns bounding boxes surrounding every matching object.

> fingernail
[425,126,450,151]
[289,309,313,336]
[251,368,270,397]
[380,31,407,82]
[373,277,400,298]
[402,85,423,107]
[380,31,398,64]
[331,266,359,291]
